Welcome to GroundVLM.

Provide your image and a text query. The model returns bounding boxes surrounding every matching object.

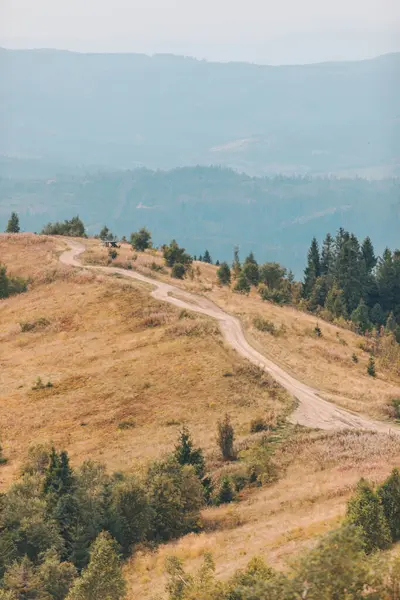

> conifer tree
[321,233,334,277]
[217,262,231,285]
[302,237,321,298]
[6,212,20,233]
[233,272,250,294]
[351,299,371,333]
[378,468,400,542]
[346,479,391,553]
[232,246,241,278]
[66,532,126,600]
[361,236,377,273]
[203,250,212,264]
[174,427,205,479]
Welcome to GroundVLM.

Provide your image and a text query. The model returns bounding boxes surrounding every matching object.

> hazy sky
[1,0,399,64]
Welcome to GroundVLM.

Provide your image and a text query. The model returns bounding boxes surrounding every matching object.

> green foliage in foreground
[0,446,203,598]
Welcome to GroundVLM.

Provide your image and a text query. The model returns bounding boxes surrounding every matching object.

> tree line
[302,230,400,339]
[5,213,399,342]
[0,416,246,599]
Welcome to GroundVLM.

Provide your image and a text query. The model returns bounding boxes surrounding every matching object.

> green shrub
[352,353,359,363]
[217,414,235,461]
[117,419,136,430]
[233,272,250,294]
[250,417,269,433]
[367,355,376,377]
[32,377,53,391]
[171,263,186,279]
[253,316,276,335]
[20,318,50,333]
[130,227,152,251]
[391,398,400,418]
[108,249,118,260]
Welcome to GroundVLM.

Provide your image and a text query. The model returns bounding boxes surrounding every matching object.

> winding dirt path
[60,240,398,434]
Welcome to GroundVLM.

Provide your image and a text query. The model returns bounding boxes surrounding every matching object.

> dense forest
[1,166,399,274]
[302,230,400,335]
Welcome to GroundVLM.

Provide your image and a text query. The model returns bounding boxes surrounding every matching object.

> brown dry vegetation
[0,234,289,488]
[83,239,400,419]
[3,235,400,599]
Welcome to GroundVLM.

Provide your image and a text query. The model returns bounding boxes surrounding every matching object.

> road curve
[60,240,398,434]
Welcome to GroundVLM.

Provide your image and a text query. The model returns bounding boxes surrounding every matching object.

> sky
[1,0,400,64]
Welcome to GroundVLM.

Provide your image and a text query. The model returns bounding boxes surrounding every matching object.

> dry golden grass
[83,239,400,419]
[0,234,289,488]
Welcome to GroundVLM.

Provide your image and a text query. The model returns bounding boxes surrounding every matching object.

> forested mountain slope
[1,48,399,176]
[1,166,399,274]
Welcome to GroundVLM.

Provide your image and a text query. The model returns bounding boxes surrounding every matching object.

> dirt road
[60,240,398,434]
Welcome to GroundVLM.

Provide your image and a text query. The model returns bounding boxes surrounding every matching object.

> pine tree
[66,532,126,600]
[243,262,259,286]
[378,468,400,542]
[321,233,334,277]
[203,250,212,264]
[174,427,205,479]
[44,448,75,498]
[233,272,250,295]
[346,479,391,553]
[217,414,235,461]
[217,262,231,285]
[6,212,20,233]
[302,237,321,298]
[325,285,348,319]
[361,236,377,273]
[232,246,241,278]
[99,226,114,241]
[370,303,386,327]
[216,477,235,505]
[244,251,257,266]
[351,299,371,333]
[308,276,328,311]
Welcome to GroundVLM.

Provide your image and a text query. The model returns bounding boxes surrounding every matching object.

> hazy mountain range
[1,48,400,177]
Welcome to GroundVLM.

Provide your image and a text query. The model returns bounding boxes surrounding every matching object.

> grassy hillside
[0,234,290,487]
[1,49,399,176]
[2,234,400,599]
[1,167,399,274]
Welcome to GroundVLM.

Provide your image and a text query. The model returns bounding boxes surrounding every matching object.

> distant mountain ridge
[1,48,399,177]
[1,164,399,274]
